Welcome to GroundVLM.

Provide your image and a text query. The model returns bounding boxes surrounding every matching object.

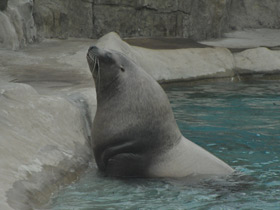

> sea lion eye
[105,54,112,60]
[120,67,125,72]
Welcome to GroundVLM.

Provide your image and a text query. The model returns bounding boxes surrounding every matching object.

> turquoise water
[48,80,280,210]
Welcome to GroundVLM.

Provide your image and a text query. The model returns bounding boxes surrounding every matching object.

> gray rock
[92,0,280,40]
[0,0,36,49]
[0,38,97,210]
[2,0,280,48]
[0,0,8,11]
[93,0,230,40]
[33,0,94,40]
[0,83,93,210]
[228,0,280,30]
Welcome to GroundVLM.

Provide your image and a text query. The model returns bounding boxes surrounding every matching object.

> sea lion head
[87,46,129,94]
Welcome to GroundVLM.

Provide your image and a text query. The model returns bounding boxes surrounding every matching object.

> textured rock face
[0,0,36,49]
[33,0,93,40]
[1,0,280,49]
[0,0,8,11]
[93,0,230,40]
[92,0,280,40]
[229,0,280,30]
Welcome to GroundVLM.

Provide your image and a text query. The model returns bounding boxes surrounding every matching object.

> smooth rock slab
[234,47,280,72]
[0,83,93,210]
[97,32,280,81]
[96,32,235,82]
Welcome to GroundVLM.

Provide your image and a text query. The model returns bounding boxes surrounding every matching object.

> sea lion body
[87,46,234,178]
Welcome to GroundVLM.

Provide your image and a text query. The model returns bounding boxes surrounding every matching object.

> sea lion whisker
[88,52,97,61]
[92,56,96,73]
[97,58,101,94]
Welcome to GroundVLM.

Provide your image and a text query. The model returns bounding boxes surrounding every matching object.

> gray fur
[87,46,234,178]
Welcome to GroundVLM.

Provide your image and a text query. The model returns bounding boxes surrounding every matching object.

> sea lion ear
[120,66,125,72]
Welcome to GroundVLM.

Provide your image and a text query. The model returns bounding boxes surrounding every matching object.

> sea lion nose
[88,45,98,52]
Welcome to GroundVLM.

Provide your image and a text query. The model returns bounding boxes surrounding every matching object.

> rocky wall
[229,0,280,30]
[33,0,94,40]
[1,0,280,49]
[92,0,280,40]
[0,0,36,49]
[93,0,230,40]
[0,0,8,11]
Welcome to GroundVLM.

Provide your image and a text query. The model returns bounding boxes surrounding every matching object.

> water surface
[48,80,280,210]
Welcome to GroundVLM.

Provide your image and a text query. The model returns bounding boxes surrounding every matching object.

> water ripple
[48,81,280,210]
